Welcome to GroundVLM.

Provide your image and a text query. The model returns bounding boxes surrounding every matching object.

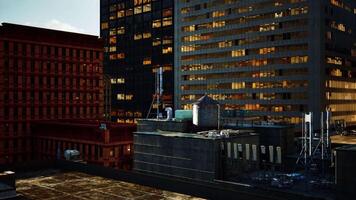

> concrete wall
[133,133,219,181]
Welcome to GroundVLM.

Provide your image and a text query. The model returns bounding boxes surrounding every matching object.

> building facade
[100,0,174,123]
[32,121,135,169]
[0,23,104,164]
[175,0,356,128]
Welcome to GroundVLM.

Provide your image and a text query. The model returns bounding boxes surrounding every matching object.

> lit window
[101,22,108,30]
[231,49,245,57]
[218,41,232,48]
[259,47,275,55]
[162,17,172,26]
[125,94,133,100]
[109,54,117,60]
[117,78,125,84]
[326,56,343,65]
[117,10,125,18]
[275,12,283,18]
[109,28,116,36]
[134,0,142,6]
[109,46,116,52]
[232,82,245,89]
[143,57,152,65]
[143,4,151,12]
[152,38,161,46]
[109,36,116,45]
[162,47,172,54]
[259,23,276,32]
[152,20,161,28]
[117,53,125,59]
[117,27,125,35]
[181,45,195,52]
[117,94,125,100]
[291,56,308,64]
[134,6,142,14]
[212,10,225,18]
[134,33,142,40]
[212,21,225,28]
[162,37,172,44]
[143,32,151,39]
[110,79,117,84]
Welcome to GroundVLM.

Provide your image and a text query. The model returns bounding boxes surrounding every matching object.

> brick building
[0,23,104,164]
[31,121,135,169]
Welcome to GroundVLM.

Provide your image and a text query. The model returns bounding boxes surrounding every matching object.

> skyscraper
[0,23,104,164]
[175,0,356,128]
[100,0,174,123]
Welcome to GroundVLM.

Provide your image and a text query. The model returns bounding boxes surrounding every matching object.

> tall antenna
[147,67,163,119]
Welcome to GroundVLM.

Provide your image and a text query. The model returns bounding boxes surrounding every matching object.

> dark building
[0,23,104,165]
[31,120,136,169]
[100,0,174,124]
[335,145,356,197]
[174,0,356,129]
[134,119,260,181]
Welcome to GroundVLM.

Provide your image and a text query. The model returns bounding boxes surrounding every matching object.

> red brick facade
[32,121,135,169]
[0,23,104,164]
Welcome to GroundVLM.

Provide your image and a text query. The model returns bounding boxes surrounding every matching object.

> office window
[152,20,161,28]
[162,17,172,26]
[143,4,151,12]
[231,49,245,57]
[101,22,109,30]
[117,10,125,18]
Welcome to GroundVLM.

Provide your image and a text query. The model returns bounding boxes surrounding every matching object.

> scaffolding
[296,109,332,178]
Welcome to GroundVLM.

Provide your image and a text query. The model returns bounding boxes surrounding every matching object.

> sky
[0,0,100,36]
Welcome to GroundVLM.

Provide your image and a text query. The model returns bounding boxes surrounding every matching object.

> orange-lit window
[152,20,161,28]
[134,33,142,40]
[101,22,108,30]
[163,17,172,26]
[231,49,245,57]
[162,47,172,54]
[143,57,152,65]
[143,32,151,39]
[143,4,151,12]
[117,10,125,18]
[109,36,116,45]
[109,46,116,52]
[117,53,125,59]
[134,6,142,14]
[117,27,125,35]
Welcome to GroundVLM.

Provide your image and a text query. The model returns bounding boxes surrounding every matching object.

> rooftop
[16,170,204,200]
[331,135,356,145]
[0,23,102,48]
[135,129,257,140]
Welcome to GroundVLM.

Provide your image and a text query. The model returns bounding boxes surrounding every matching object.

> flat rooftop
[16,170,204,200]
[331,135,356,145]
[135,129,256,140]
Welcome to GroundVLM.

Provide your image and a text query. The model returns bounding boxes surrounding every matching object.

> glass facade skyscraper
[175,0,356,128]
[100,0,174,123]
